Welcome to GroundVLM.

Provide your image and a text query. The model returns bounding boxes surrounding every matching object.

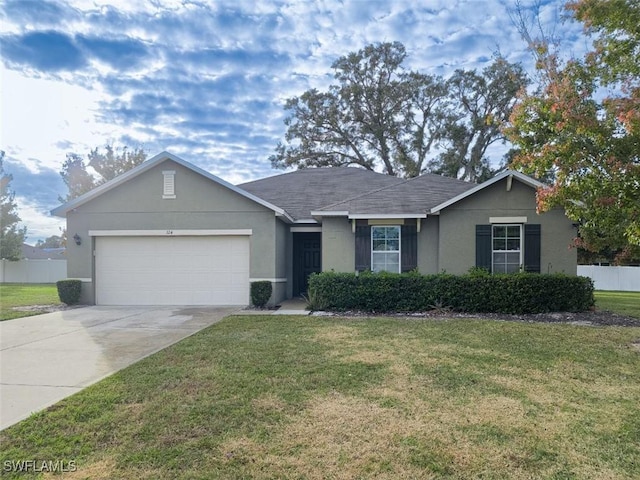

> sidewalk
[272,298,309,315]
[233,298,310,316]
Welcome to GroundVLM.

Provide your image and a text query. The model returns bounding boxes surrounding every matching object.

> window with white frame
[371,226,400,273]
[492,224,522,273]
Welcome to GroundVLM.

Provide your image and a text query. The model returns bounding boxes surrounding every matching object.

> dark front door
[293,232,321,297]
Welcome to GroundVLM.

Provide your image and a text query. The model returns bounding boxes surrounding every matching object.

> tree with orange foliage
[505,0,640,262]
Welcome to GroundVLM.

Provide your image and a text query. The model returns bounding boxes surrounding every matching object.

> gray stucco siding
[321,217,355,272]
[65,159,283,304]
[534,207,577,275]
[437,178,576,275]
[270,220,290,304]
[72,211,276,273]
[417,216,439,274]
[275,221,289,279]
[321,217,442,275]
[75,160,269,214]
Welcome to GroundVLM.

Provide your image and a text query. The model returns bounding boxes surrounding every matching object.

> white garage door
[95,236,250,305]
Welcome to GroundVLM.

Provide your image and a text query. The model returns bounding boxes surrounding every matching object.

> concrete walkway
[272,298,310,315]
[0,306,236,430]
[233,298,311,316]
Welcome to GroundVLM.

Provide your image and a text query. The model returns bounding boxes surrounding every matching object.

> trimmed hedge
[307,271,594,314]
[250,281,272,308]
[56,279,82,305]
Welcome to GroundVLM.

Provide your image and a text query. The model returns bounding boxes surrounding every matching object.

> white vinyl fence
[577,265,640,292]
[0,259,67,284]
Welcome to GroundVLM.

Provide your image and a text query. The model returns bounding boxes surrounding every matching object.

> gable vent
[162,170,176,199]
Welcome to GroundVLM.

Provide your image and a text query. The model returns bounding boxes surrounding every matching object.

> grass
[0,283,61,321]
[595,290,640,318]
[1,315,639,479]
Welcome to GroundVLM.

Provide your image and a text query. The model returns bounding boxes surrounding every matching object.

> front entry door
[293,233,321,297]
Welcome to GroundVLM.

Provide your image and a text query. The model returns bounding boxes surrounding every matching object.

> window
[492,225,521,273]
[371,226,400,273]
[477,224,541,273]
[355,224,416,273]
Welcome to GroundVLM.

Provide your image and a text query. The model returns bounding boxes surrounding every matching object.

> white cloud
[0,68,121,172]
[15,196,65,242]
[1,0,589,241]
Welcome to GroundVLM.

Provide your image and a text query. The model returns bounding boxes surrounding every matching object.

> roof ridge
[318,175,411,211]
[404,171,477,186]
[238,165,381,186]
[319,171,476,211]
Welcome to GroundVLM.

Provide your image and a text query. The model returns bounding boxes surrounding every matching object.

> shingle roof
[239,167,404,221]
[239,167,476,220]
[317,173,475,216]
[22,244,66,259]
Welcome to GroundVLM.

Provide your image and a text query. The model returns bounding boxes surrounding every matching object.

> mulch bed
[313,309,640,327]
[470,310,640,327]
[13,305,639,327]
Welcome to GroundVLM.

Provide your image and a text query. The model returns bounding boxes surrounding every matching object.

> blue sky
[0,0,587,242]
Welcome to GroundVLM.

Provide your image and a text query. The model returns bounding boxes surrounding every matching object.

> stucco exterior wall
[321,217,355,272]
[285,230,294,299]
[64,159,281,304]
[417,216,439,274]
[271,220,290,304]
[438,178,577,275]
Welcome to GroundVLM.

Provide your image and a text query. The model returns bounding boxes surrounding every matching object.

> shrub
[303,274,330,311]
[467,266,490,277]
[56,279,82,305]
[250,281,272,308]
[307,271,594,314]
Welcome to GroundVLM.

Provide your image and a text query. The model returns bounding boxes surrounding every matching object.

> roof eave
[430,170,543,214]
[310,211,429,220]
[293,218,320,224]
[348,213,428,219]
[310,210,350,217]
[275,212,295,223]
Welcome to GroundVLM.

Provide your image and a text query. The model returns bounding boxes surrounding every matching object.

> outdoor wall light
[73,233,82,246]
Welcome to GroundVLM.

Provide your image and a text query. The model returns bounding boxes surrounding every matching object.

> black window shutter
[355,225,371,272]
[401,225,417,272]
[524,224,541,273]
[476,225,492,272]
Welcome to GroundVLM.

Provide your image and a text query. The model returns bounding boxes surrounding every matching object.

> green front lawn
[595,290,640,318]
[2,315,639,479]
[0,283,61,321]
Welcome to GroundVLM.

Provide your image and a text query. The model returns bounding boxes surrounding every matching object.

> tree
[429,58,529,182]
[270,42,527,180]
[271,42,412,176]
[60,145,147,201]
[505,0,640,262]
[59,153,95,202]
[0,152,27,260]
[36,234,64,249]
[395,72,450,177]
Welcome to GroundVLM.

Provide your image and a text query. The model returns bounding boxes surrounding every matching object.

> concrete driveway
[0,306,236,430]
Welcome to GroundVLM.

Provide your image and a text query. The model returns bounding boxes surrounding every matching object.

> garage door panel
[96,236,250,305]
